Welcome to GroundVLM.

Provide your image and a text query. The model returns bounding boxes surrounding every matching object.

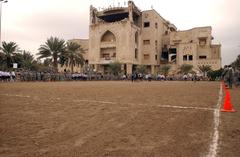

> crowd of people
[0,71,15,82]
[1,67,240,87]
[0,71,85,82]
[0,71,195,82]
[123,73,204,82]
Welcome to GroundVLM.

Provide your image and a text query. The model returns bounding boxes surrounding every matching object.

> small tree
[207,68,223,81]
[13,51,35,70]
[108,62,122,76]
[160,64,171,77]
[179,64,193,74]
[198,65,212,77]
[136,65,147,74]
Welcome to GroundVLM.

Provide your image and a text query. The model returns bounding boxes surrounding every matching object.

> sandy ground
[218,86,240,157]
[0,81,239,157]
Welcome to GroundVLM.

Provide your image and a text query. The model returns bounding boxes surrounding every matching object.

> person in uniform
[226,65,234,89]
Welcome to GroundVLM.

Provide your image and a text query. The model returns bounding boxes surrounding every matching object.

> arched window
[101,31,116,42]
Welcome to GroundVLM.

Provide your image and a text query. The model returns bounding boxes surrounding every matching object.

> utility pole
[0,0,8,48]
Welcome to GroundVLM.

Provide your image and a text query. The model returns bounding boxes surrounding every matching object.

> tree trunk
[71,63,74,74]
[71,57,74,74]
[53,56,58,72]
[7,57,11,69]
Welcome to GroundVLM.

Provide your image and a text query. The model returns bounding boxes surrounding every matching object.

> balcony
[100,57,116,64]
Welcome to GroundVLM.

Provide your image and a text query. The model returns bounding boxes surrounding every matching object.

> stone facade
[166,27,221,73]
[70,1,221,75]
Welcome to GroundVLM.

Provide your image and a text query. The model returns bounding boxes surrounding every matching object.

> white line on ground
[74,99,117,105]
[156,104,215,111]
[206,84,223,157]
[0,94,30,98]
[1,94,215,111]
[74,100,215,111]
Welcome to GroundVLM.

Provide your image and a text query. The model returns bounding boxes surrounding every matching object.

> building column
[151,65,155,74]
[127,64,133,75]
[94,64,98,72]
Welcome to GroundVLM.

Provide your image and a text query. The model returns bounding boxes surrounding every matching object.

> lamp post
[0,0,8,47]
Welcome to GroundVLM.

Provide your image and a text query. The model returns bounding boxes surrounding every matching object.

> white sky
[2,0,240,65]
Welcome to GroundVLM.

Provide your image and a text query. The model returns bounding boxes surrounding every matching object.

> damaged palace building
[68,1,221,74]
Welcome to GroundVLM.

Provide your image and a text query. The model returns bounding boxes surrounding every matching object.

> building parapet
[176,26,212,33]
[91,19,129,27]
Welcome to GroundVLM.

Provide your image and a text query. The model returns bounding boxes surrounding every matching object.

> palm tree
[198,65,212,77]
[179,64,193,74]
[160,64,171,77]
[37,37,65,72]
[0,52,5,70]
[64,42,85,73]
[13,51,41,71]
[20,51,35,70]
[0,41,18,69]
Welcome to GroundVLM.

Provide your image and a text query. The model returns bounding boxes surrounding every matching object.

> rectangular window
[155,55,158,60]
[155,23,158,29]
[144,54,150,60]
[135,49,138,59]
[102,53,109,58]
[183,55,187,61]
[169,48,177,54]
[144,22,150,27]
[199,56,207,59]
[189,55,193,61]
[143,40,150,45]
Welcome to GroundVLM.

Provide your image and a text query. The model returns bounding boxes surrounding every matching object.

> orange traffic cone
[221,89,235,112]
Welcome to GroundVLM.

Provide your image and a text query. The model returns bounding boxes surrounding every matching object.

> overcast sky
[2,0,240,65]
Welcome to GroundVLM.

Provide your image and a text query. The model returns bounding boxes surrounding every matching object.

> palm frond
[1,41,18,55]
[63,41,85,72]
[37,37,66,71]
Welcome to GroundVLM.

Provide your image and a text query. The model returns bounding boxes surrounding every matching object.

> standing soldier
[11,71,16,82]
[234,68,240,87]
[226,65,234,89]
[221,65,228,84]
[238,68,240,87]
[23,71,28,81]
[40,72,44,81]
[37,72,41,81]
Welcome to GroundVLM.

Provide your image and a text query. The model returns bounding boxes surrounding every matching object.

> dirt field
[0,81,239,157]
